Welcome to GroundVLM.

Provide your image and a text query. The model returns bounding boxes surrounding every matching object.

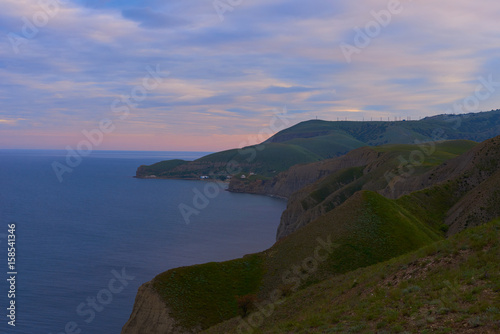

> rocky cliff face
[229,145,441,240]
[274,150,405,240]
[121,282,196,334]
[229,147,387,240]
[441,137,500,235]
[228,146,380,198]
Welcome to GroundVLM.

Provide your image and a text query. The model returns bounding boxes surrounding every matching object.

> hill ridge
[136,110,500,180]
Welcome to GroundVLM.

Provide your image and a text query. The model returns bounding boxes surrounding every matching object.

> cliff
[228,146,380,198]
[121,282,196,334]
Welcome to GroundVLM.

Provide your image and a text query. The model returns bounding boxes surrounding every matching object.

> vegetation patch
[153,254,265,330]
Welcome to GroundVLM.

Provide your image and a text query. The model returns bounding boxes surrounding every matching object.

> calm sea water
[0,150,286,334]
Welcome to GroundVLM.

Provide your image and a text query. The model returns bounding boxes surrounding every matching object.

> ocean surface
[0,150,287,334]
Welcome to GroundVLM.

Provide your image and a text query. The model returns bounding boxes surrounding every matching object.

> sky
[1,0,500,151]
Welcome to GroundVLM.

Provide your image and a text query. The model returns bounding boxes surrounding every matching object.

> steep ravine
[277,137,500,241]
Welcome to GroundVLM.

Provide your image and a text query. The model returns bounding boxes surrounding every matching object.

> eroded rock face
[121,282,195,334]
[228,147,380,198]
[229,147,386,240]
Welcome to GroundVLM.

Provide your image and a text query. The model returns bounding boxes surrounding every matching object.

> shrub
[236,294,257,317]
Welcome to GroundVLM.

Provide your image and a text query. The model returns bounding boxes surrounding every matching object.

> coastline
[134,175,230,183]
[134,175,288,200]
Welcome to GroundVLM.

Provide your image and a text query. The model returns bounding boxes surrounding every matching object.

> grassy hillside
[268,110,500,145]
[282,133,367,159]
[205,220,500,334]
[150,190,441,332]
[276,135,500,241]
[276,140,477,239]
[264,191,440,286]
[136,159,188,177]
[395,135,500,235]
[136,110,500,179]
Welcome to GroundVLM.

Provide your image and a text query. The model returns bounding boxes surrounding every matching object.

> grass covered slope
[148,190,441,332]
[205,220,500,334]
[276,140,477,239]
[277,135,500,241]
[136,110,500,179]
[136,159,189,177]
[267,110,500,146]
[394,135,500,236]
[261,191,440,291]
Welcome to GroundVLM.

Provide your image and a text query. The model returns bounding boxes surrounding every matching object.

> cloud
[0,118,21,125]
[121,7,188,29]
[261,86,316,94]
[1,0,500,150]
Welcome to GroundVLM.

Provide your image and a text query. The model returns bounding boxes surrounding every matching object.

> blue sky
[1,0,500,150]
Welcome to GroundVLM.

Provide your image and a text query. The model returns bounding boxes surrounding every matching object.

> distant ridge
[136,110,500,179]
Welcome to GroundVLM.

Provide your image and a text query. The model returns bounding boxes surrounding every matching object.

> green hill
[136,110,500,179]
[267,110,500,145]
[136,143,322,179]
[205,220,500,333]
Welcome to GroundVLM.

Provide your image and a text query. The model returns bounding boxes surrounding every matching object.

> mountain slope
[395,135,500,236]
[267,110,500,145]
[228,145,382,198]
[241,140,475,240]
[204,220,500,334]
[247,135,500,241]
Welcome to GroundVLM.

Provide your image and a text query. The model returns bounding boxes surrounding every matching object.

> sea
[0,150,287,334]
